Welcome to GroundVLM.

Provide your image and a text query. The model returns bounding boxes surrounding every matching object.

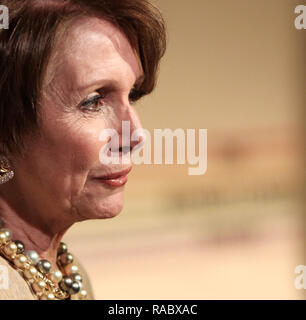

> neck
[0,196,71,267]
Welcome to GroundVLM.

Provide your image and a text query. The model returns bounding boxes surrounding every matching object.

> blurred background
[64,0,306,299]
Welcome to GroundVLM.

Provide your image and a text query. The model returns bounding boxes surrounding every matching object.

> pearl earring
[0,156,14,185]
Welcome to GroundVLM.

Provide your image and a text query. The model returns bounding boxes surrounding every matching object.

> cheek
[69,129,102,172]
[49,121,103,176]
[33,113,105,194]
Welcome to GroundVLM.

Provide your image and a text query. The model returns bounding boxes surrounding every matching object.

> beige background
[64,0,306,299]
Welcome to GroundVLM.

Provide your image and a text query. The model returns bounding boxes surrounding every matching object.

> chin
[97,203,124,219]
[84,190,125,220]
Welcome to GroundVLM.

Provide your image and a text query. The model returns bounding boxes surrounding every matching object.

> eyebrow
[77,72,145,94]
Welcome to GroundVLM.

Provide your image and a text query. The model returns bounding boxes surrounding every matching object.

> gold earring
[0,156,14,185]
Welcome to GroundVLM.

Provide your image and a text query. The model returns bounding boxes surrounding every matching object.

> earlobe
[0,155,14,185]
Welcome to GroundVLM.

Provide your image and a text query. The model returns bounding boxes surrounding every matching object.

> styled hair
[0,0,166,153]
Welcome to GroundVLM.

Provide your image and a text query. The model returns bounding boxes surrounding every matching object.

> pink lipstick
[94,167,132,187]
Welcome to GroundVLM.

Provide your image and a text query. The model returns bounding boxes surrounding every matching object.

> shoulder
[0,255,35,300]
[71,254,95,300]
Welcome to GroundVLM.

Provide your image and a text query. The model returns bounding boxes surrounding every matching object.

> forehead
[48,17,142,92]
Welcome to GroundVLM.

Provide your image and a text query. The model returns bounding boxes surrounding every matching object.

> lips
[95,167,132,187]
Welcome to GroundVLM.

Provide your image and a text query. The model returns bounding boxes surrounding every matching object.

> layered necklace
[0,218,88,300]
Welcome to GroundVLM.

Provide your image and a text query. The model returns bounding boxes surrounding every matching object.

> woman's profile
[0,0,166,300]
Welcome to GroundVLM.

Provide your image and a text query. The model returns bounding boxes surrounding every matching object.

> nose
[118,104,145,156]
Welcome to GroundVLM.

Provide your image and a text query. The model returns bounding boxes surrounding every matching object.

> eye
[129,87,144,104]
[79,94,105,112]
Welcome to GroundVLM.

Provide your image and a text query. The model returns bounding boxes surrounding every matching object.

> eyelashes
[78,88,144,113]
[79,94,105,112]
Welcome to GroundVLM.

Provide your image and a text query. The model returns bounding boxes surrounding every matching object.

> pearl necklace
[0,219,87,300]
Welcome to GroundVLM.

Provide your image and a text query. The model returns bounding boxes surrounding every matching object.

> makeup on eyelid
[77,86,142,114]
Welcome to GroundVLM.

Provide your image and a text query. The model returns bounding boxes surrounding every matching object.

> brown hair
[0,0,166,153]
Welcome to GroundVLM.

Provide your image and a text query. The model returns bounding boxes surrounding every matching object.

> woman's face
[9,17,144,228]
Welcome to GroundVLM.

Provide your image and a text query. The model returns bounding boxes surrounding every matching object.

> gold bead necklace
[0,222,88,300]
